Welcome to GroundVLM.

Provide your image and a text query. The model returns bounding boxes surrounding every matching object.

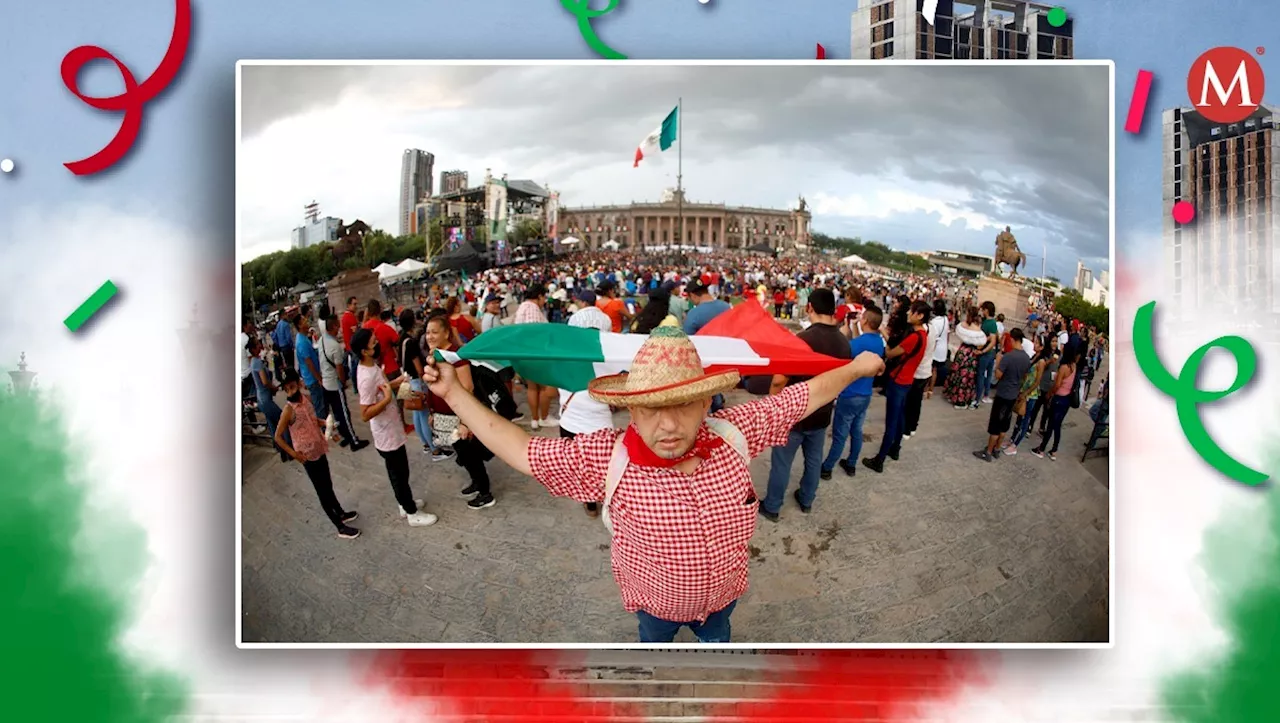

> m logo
[1186,47,1266,124]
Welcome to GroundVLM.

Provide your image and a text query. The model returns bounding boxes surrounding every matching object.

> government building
[558,189,813,251]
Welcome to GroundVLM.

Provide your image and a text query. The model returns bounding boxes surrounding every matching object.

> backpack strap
[600,419,748,535]
[600,433,627,535]
[704,418,749,463]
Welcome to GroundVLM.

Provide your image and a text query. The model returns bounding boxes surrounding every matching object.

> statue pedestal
[977,276,1032,331]
[326,268,384,316]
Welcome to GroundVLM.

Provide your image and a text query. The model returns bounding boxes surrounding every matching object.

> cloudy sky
[238,62,1110,280]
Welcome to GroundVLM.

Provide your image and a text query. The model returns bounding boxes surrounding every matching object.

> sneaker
[510,414,526,424]
[973,450,993,462]
[819,468,832,481]
[405,511,438,527]
[862,456,884,474]
[1047,451,1057,461]
[1030,448,1045,459]
[838,459,857,477]
[991,449,1002,459]
[540,417,559,428]
[954,403,968,410]
[758,507,780,522]
[459,484,480,498]
[338,438,349,448]
[337,526,361,539]
[350,439,369,451]
[432,449,456,462]
[793,489,811,514]
[531,419,540,430]
[902,433,912,441]
[969,402,979,410]
[341,511,359,523]
[467,494,496,509]
[982,397,994,404]
[398,499,425,517]
[1002,445,1018,457]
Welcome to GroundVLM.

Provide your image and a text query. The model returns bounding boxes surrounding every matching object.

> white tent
[560,236,581,246]
[396,258,428,272]
[373,262,412,283]
[602,239,620,250]
[839,254,868,266]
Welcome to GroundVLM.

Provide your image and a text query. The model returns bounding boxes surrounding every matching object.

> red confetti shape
[60,0,192,175]
[371,649,986,721]
[816,43,826,59]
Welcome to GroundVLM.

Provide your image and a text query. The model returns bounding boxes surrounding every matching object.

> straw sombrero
[587,324,740,408]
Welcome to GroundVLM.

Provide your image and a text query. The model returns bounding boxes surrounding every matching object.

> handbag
[431,412,460,447]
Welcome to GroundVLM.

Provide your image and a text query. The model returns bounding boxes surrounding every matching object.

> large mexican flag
[445,299,847,391]
[633,105,678,168]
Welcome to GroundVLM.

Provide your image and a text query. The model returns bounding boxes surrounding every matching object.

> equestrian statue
[994,226,1027,277]
[330,220,372,265]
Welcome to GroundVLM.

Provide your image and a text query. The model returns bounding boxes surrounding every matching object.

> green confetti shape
[1132,301,1268,486]
[562,0,627,59]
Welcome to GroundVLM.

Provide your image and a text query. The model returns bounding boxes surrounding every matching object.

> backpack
[471,364,520,420]
[600,418,749,535]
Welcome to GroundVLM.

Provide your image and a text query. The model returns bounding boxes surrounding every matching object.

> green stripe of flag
[659,106,678,151]
[447,325,606,391]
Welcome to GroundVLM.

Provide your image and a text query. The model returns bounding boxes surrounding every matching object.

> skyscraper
[440,169,469,195]
[851,0,1073,60]
[1162,106,1279,320]
[400,149,435,236]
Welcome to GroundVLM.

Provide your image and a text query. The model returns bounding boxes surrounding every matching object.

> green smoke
[1,386,190,720]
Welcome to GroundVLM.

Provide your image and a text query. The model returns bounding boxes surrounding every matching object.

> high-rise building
[1162,106,1278,319]
[400,149,435,236]
[440,170,469,195]
[290,201,341,249]
[1074,260,1094,293]
[851,0,1073,60]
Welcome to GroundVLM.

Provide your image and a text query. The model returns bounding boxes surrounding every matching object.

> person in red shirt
[340,296,360,386]
[595,281,629,333]
[863,300,931,474]
[772,289,785,318]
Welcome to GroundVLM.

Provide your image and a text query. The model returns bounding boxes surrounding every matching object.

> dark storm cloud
[242,63,1109,269]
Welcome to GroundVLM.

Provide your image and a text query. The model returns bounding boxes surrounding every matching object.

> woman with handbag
[399,309,453,462]
[423,310,498,510]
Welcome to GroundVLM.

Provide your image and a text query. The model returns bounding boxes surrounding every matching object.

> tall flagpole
[677,97,684,263]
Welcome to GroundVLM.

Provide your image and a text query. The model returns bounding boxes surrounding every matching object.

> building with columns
[558,190,813,251]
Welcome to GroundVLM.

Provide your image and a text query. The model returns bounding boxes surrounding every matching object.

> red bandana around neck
[623,424,724,468]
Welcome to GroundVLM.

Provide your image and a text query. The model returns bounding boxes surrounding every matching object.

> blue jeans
[764,427,826,513]
[307,381,329,421]
[409,378,434,450]
[876,381,911,460]
[822,395,872,472]
[975,351,996,401]
[1010,397,1038,446]
[636,599,737,643]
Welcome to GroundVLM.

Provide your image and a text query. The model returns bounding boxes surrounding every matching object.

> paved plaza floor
[240,380,1110,644]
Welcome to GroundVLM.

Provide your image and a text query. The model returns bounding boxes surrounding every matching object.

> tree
[810,231,931,273]
[1052,290,1108,333]
[510,218,543,246]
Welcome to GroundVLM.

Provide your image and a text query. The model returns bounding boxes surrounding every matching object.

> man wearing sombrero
[423,325,884,642]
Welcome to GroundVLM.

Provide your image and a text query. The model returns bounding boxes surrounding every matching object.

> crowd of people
[240,249,1109,640]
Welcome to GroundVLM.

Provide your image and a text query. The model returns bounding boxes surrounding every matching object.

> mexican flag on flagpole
[633,105,678,167]
[441,300,848,392]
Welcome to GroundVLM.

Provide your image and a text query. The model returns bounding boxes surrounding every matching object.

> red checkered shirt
[527,382,811,623]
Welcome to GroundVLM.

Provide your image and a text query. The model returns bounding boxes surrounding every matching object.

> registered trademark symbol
[1258,46,1266,55]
